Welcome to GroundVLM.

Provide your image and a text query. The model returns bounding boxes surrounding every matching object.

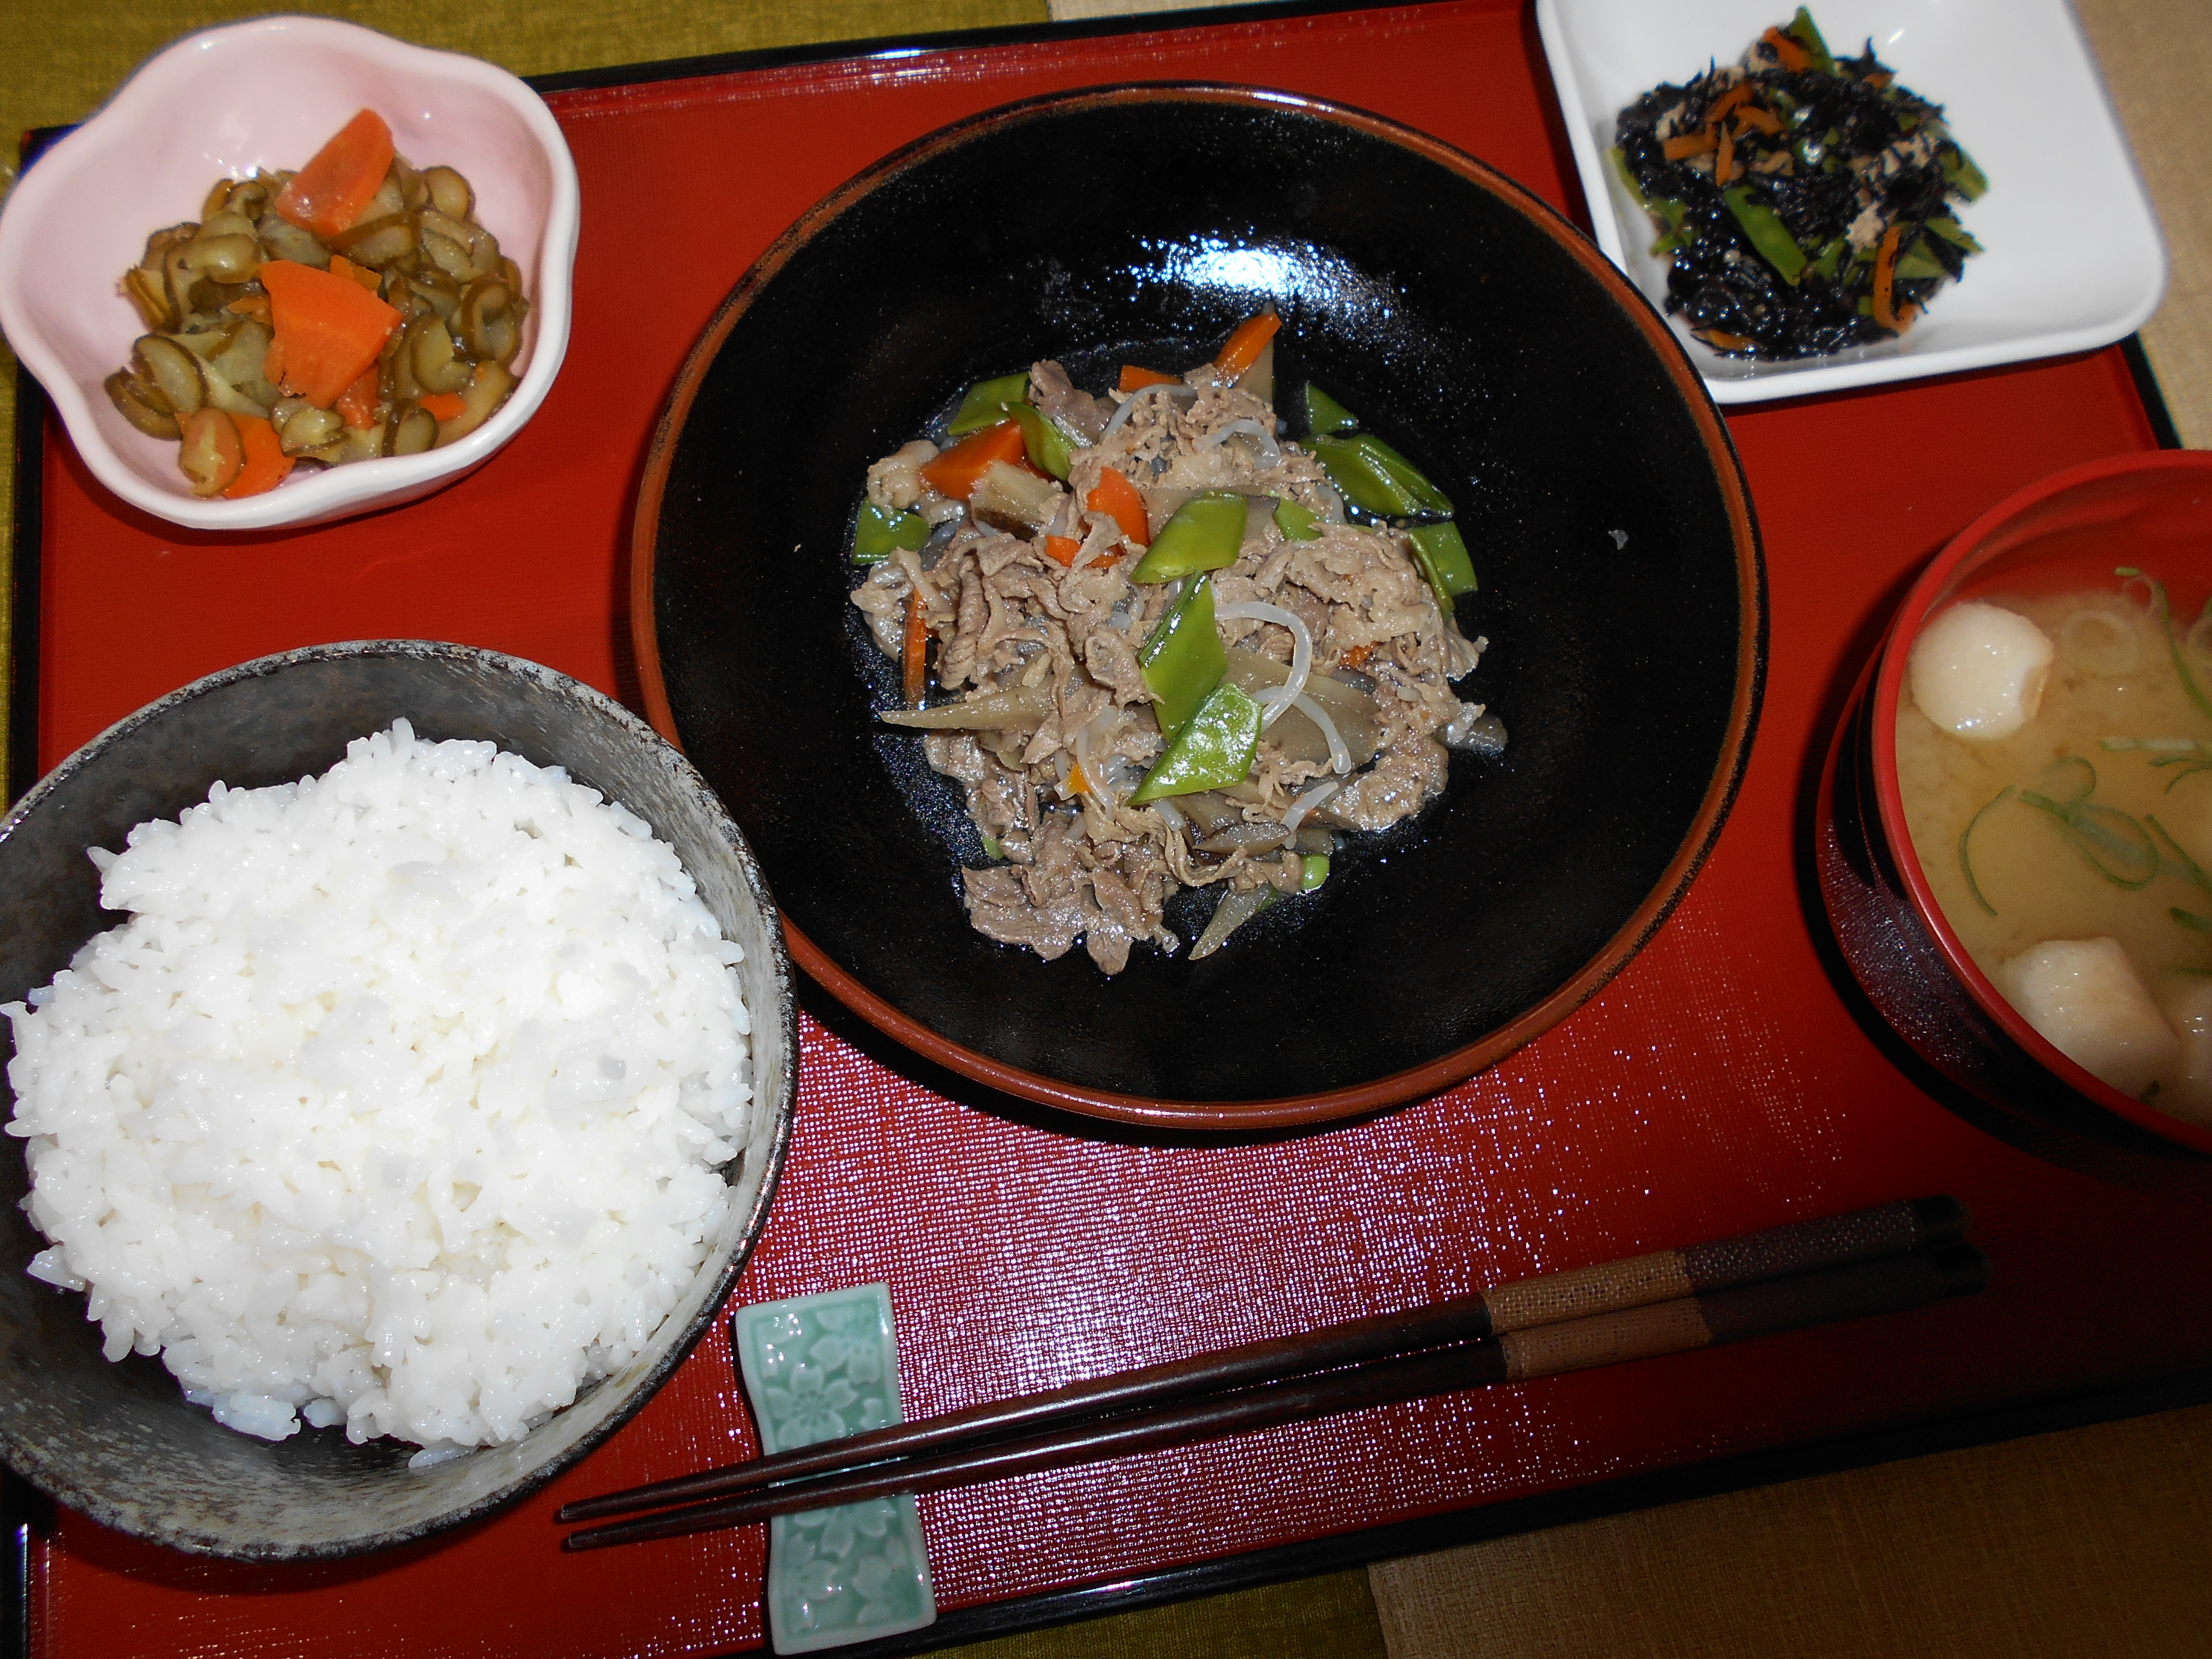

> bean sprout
[1290,693,1352,773]
[1215,600,1312,728]
[1281,778,1342,835]
[1194,419,1282,469]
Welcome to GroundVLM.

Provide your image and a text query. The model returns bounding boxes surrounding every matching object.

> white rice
[1,721,752,1450]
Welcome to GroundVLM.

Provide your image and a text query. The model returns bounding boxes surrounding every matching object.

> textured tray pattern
[16,3,2203,1656]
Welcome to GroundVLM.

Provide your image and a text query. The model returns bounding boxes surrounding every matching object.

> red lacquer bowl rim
[630,82,1765,1130]
[1869,448,2212,1154]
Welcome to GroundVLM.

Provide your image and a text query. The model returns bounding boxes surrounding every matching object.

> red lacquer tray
[12,3,2208,1655]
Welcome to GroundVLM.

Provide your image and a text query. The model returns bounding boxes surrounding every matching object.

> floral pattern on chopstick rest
[731,1284,936,1654]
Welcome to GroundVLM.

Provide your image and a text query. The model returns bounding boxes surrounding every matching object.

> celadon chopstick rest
[732,1284,937,1652]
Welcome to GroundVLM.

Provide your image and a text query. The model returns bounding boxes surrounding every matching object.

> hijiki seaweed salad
[848,311,1501,974]
[1611,8,1988,358]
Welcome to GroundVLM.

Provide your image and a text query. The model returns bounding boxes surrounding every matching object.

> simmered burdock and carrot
[104,109,529,498]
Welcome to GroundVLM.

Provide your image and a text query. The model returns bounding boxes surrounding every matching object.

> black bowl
[0,643,795,1558]
[636,85,1762,1129]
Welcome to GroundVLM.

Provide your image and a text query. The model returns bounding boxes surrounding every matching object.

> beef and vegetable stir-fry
[1612,8,1986,359]
[105,108,529,498]
[850,311,1503,974]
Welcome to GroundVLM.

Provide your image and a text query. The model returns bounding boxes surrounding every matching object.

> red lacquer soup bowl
[1818,450,2212,1155]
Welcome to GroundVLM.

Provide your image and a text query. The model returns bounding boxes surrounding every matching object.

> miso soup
[1895,571,2212,1124]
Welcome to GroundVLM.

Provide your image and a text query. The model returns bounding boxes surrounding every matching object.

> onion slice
[1216,600,1312,729]
[1289,694,1352,773]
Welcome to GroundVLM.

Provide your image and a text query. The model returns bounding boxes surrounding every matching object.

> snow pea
[947,372,1030,437]
[1138,574,1227,735]
[1407,522,1478,602]
[1129,681,1261,803]
[1303,383,1358,437]
[1310,434,1453,518]
[852,501,929,563]
[1130,492,1246,582]
[1274,499,1322,541]
[1009,401,1076,480]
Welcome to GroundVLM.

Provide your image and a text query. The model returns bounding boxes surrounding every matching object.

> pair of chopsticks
[557,1195,1981,1551]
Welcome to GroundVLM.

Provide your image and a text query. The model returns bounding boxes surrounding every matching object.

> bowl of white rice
[0,640,795,1559]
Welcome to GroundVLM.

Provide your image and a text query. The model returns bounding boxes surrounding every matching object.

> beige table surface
[5,2,2211,1655]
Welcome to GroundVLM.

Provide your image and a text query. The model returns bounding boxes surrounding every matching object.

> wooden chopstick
[556,1195,1969,1533]
[561,1239,1987,1552]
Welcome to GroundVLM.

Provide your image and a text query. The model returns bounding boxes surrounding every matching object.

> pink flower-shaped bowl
[0,15,577,531]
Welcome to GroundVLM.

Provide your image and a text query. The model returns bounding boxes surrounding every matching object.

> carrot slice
[416,391,468,422]
[901,589,929,703]
[1214,313,1280,380]
[1661,131,1719,160]
[1734,105,1783,136]
[1339,643,1373,671]
[328,254,383,294]
[273,109,396,239]
[1043,535,1081,567]
[1704,82,1756,126]
[1118,365,1180,393]
[1085,468,1150,547]
[918,421,1027,500]
[1761,27,1810,71]
[261,334,286,387]
[221,413,295,498]
[261,259,402,408]
[1715,125,1738,185]
[336,367,381,430]
[1872,223,1904,332]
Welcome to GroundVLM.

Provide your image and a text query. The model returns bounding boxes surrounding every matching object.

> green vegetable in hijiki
[947,372,1030,436]
[852,500,930,563]
[1610,6,1987,356]
[1138,574,1228,735]
[1129,492,1247,582]
[1129,680,1263,803]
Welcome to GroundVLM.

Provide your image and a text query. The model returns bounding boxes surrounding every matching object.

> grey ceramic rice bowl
[0,641,795,1559]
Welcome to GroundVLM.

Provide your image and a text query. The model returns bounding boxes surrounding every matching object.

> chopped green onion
[2019,789,2158,889]
[2172,907,2212,934]
[1958,785,2014,915]
[2148,815,2212,891]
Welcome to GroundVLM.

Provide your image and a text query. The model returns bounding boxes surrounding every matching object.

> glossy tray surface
[16,4,2204,1656]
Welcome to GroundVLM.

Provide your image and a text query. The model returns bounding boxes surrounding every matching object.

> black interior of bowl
[650,88,1753,1104]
